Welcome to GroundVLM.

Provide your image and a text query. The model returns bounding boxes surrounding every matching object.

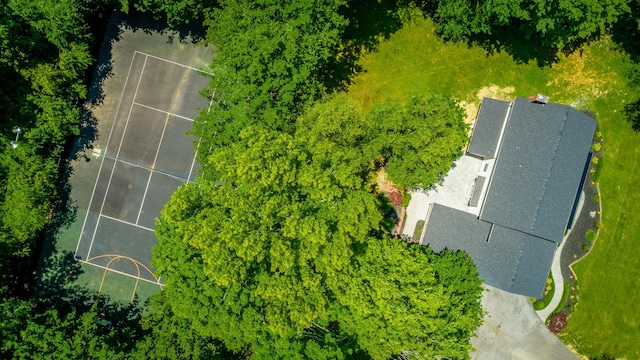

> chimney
[529,94,549,105]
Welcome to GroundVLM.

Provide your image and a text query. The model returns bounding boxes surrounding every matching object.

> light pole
[10,128,21,148]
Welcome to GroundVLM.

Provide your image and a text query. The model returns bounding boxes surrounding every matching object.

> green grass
[346,14,640,358]
[552,281,571,316]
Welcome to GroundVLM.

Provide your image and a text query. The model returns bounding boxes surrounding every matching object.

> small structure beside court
[420,96,596,298]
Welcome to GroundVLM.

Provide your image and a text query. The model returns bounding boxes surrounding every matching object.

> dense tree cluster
[431,0,630,51]
[153,121,483,358]
[0,0,92,288]
[7,0,640,359]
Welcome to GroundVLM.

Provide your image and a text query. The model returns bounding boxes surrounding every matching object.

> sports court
[74,51,210,286]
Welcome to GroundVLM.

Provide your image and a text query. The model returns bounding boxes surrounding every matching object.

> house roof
[420,97,596,298]
[422,204,556,298]
[467,98,510,159]
[479,97,597,243]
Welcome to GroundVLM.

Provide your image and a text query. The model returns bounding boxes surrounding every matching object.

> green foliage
[551,281,571,317]
[532,275,555,310]
[412,219,424,241]
[154,126,382,356]
[153,122,483,357]
[432,0,629,52]
[365,96,468,190]
[0,298,125,359]
[400,191,411,208]
[195,0,348,149]
[132,0,211,26]
[0,0,92,288]
[592,142,602,152]
[586,229,597,242]
[132,294,221,359]
[334,240,483,359]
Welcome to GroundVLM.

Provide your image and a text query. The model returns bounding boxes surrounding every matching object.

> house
[420,97,596,298]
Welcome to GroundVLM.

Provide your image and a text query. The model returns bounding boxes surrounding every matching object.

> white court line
[132,102,195,122]
[76,52,139,257]
[136,112,171,225]
[100,214,154,233]
[187,91,215,182]
[136,51,214,75]
[86,54,149,260]
[78,259,164,286]
[102,154,190,182]
[187,139,200,183]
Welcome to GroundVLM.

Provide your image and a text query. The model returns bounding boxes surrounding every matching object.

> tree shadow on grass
[610,5,640,132]
[462,27,561,67]
[322,0,408,92]
[32,250,146,342]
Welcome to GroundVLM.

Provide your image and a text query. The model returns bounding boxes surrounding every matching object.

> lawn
[346,13,640,358]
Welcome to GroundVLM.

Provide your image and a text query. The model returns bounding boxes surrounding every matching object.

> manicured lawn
[347,14,640,358]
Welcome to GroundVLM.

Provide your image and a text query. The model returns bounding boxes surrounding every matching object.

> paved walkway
[535,203,575,321]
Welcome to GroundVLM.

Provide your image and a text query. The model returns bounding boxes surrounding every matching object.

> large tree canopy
[195,0,348,150]
[365,96,468,190]
[297,93,469,190]
[0,0,92,288]
[153,120,483,358]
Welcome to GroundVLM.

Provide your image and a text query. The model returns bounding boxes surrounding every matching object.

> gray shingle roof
[422,204,491,253]
[480,97,597,243]
[422,204,556,298]
[467,98,510,159]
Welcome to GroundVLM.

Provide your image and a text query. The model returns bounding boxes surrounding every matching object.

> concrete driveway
[471,285,577,359]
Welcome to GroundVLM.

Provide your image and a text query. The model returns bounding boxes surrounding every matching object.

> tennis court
[74,51,210,285]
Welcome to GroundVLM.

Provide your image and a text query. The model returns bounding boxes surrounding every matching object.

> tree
[130,0,213,26]
[154,126,381,357]
[0,297,126,359]
[431,0,629,52]
[0,0,92,290]
[153,123,484,358]
[132,294,222,359]
[195,0,348,150]
[364,95,468,190]
[334,239,483,359]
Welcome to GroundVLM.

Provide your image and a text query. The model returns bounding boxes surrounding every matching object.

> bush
[586,229,597,242]
[413,220,425,241]
[533,275,555,310]
[592,142,602,152]
[401,192,412,208]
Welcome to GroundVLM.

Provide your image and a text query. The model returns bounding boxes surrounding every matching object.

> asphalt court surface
[75,51,210,283]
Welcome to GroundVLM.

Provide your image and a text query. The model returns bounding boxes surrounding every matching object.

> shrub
[592,142,602,152]
[412,220,424,241]
[401,192,412,208]
[586,229,597,242]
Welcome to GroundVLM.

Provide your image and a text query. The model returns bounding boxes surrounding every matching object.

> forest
[1,0,640,358]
